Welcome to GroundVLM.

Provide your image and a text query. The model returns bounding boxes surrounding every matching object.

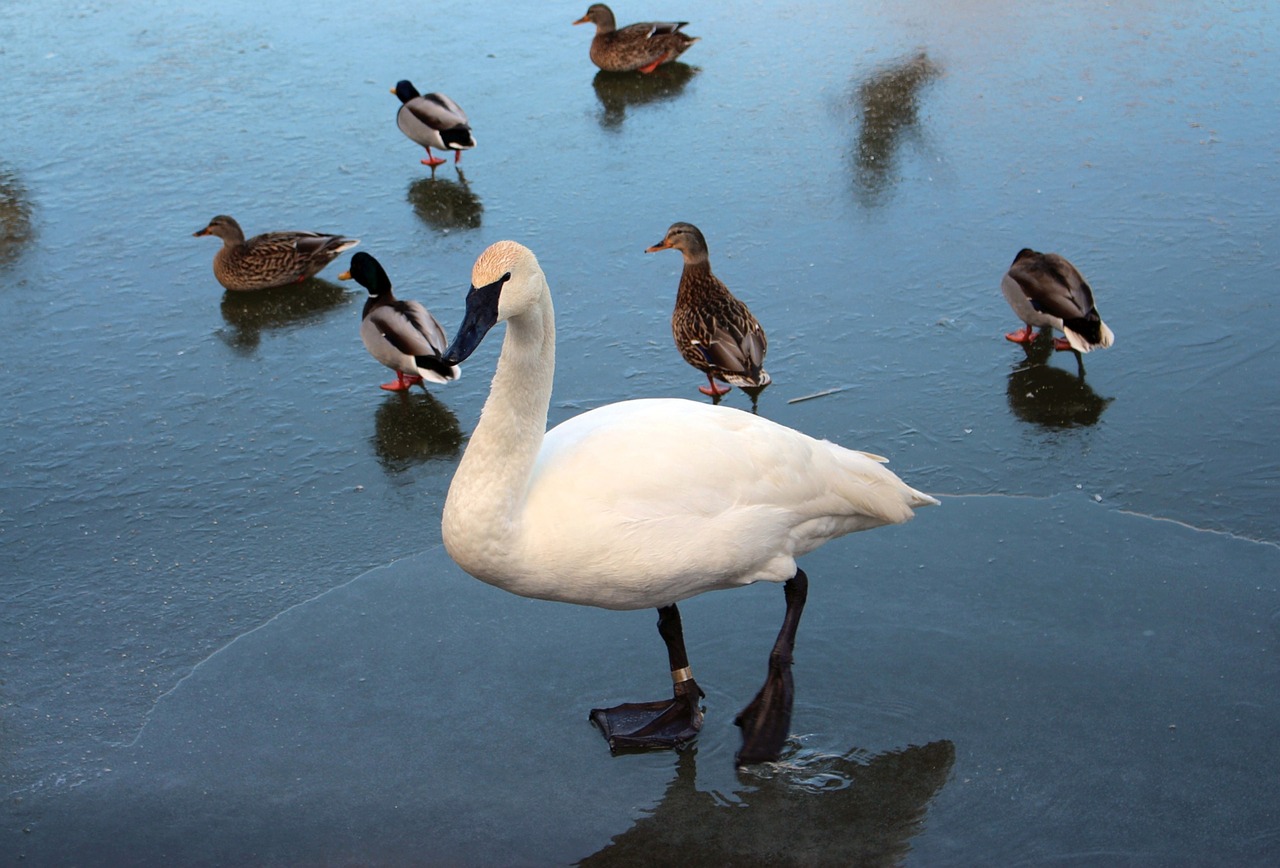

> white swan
[440,240,937,765]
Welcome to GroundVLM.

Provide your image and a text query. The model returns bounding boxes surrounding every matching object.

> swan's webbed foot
[590,677,705,752]
[734,569,809,767]
[733,652,793,765]
[591,603,703,753]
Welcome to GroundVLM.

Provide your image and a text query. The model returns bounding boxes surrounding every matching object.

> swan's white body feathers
[440,242,936,613]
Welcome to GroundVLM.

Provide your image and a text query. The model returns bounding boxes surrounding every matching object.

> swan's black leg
[589,604,705,753]
[735,568,809,766]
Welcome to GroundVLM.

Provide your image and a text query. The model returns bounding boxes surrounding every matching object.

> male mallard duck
[437,240,936,766]
[573,4,698,73]
[338,251,460,392]
[1001,248,1115,353]
[646,222,770,398]
[193,215,358,291]
[391,80,476,168]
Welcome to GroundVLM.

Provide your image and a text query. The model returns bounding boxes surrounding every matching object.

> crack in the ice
[118,554,424,751]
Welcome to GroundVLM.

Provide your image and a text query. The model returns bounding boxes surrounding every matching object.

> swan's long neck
[442,289,555,573]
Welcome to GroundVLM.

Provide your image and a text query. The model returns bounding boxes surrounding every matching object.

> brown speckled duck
[646,222,770,399]
[193,215,359,291]
[573,4,698,73]
[1001,248,1115,353]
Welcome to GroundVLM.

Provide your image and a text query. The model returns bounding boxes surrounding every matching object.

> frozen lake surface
[2,0,1277,863]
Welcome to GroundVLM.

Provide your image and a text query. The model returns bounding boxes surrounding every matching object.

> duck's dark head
[193,214,245,244]
[392,80,421,104]
[337,251,392,297]
[573,4,616,31]
[645,221,709,264]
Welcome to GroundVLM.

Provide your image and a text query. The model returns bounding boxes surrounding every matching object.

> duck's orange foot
[637,54,669,74]
[1004,327,1037,344]
[380,372,423,391]
[421,157,446,167]
[698,383,732,397]
[1052,337,1074,352]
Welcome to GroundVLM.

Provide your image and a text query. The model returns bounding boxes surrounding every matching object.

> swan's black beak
[442,272,510,366]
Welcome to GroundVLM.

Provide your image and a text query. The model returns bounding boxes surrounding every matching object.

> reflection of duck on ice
[590,63,698,129]
[407,174,483,232]
[216,279,349,353]
[372,392,463,472]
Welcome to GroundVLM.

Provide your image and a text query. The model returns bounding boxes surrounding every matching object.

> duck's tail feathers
[441,127,476,150]
[1062,317,1115,353]
[415,354,461,383]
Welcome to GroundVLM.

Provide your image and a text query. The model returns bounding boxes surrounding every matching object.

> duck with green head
[339,251,460,392]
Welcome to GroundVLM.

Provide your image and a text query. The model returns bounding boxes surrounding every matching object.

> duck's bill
[644,241,670,252]
[442,272,509,365]
[337,270,352,281]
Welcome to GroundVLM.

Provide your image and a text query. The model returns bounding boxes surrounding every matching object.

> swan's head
[442,241,542,365]
[336,251,392,297]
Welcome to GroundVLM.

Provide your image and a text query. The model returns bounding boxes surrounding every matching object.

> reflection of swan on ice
[580,740,956,865]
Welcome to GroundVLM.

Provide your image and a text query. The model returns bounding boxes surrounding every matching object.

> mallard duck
[573,4,698,73]
[646,222,770,398]
[338,251,460,392]
[193,215,358,291]
[438,240,936,766]
[1001,248,1115,353]
[391,80,476,168]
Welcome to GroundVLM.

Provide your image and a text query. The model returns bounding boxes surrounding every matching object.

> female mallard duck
[338,251,460,392]
[392,80,476,168]
[193,215,358,291]
[646,222,770,399]
[1001,248,1115,353]
[438,240,936,766]
[573,4,698,73]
